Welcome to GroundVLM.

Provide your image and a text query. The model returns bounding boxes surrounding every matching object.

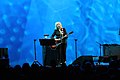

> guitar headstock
[69,31,73,34]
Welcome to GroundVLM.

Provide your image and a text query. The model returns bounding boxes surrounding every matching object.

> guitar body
[50,31,73,50]
[50,45,57,50]
[50,42,61,50]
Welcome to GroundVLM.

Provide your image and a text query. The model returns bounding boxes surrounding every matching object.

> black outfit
[51,28,68,64]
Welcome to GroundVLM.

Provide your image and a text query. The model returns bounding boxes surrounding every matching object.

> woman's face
[56,23,61,29]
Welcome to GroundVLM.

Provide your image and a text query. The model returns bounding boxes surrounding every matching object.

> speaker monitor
[72,56,93,66]
[0,59,9,68]
[0,48,9,68]
[0,48,8,58]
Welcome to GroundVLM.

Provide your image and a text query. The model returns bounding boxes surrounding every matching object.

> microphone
[34,39,37,41]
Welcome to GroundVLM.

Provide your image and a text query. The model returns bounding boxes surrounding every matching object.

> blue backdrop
[0,0,120,67]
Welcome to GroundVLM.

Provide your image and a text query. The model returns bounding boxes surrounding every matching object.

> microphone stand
[32,39,42,66]
[96,41,102,57]
[96,41,103,64]
[75,39,78,59]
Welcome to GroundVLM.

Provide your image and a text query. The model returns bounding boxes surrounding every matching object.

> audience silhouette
[0,59,119,80]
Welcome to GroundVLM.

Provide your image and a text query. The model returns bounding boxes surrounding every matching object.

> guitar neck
[61,33,70,40]
[58,31,73,40]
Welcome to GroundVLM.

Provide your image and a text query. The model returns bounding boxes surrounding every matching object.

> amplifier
[103,44,120,59]
[0,48,8,59]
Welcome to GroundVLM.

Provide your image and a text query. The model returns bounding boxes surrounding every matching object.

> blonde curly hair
[55,22,63,30]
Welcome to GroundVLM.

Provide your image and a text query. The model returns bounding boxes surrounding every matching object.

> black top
[51,28,68,44]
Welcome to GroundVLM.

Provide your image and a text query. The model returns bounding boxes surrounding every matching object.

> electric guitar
[50,31,73,50]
